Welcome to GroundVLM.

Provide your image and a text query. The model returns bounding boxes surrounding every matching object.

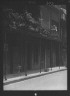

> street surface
[4,70,67,90]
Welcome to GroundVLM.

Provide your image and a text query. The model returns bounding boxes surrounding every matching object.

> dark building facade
[3,4,67,78]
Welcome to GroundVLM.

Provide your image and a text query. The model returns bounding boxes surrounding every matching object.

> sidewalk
[3,66,67,85]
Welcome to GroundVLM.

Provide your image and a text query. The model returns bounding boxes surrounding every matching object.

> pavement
[3,66,67,86]
[3,70,67,90]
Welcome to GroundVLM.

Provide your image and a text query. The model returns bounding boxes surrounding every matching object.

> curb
[3,68,67,86]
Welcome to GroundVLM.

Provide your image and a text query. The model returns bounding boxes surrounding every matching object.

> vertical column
[32,43,34,69]
[24,39,28,76]
[4,17,8,80]
[56,42,59,67]
[22,39,25,72]
[38,38,41,73]
[4,44,8,80]
[59,9,61,69]
[44,41,47,71]
[20,34,22,73]
[50,40,52,70]
[49,8,52,70]
[4,31,7,80]
[59,43,60,69]
[4,32,8,80]
[53,41,55,67]
[10,47,13,74]
[61,44,63,66]
[59,42,63,68]
[59,9,61,40]
[55,42,57,67]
